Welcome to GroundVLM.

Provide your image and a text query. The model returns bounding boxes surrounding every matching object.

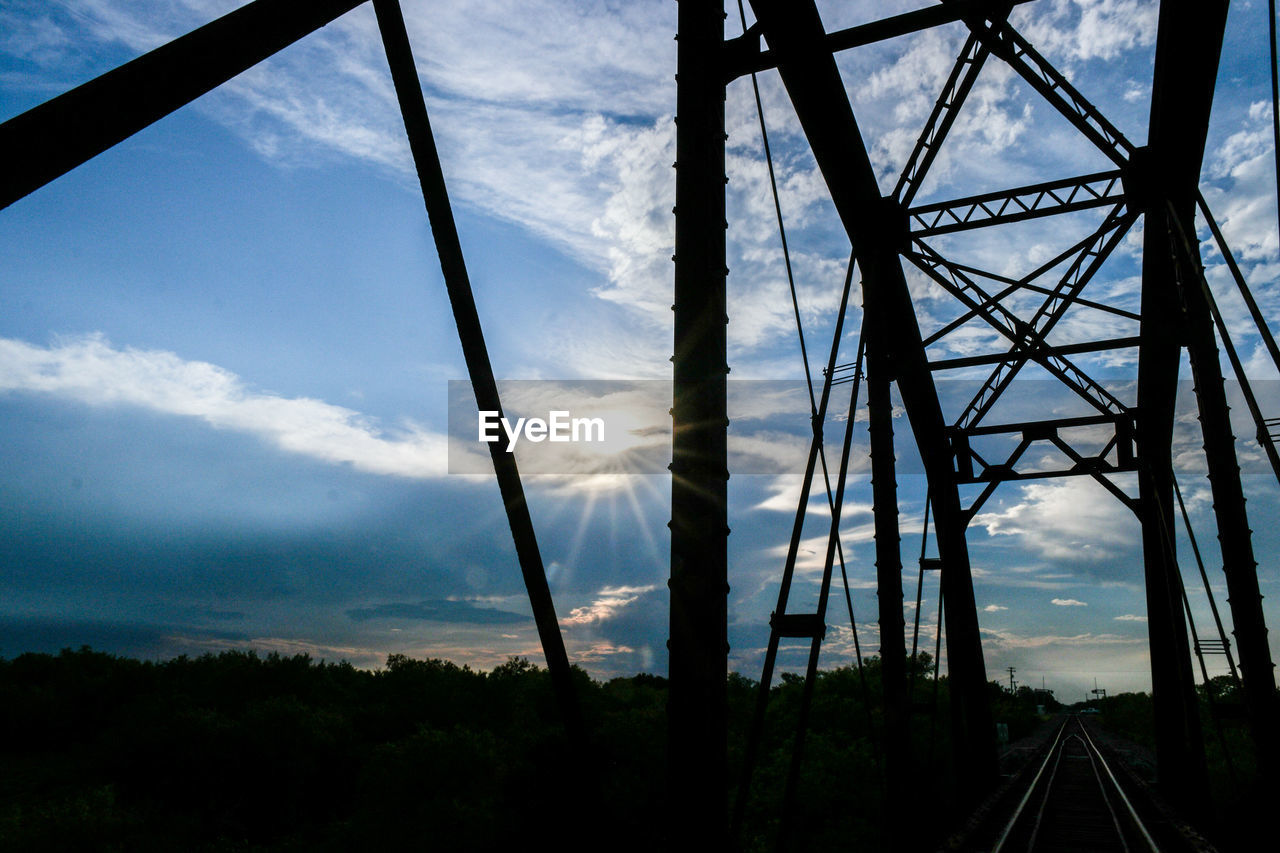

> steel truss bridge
[3,0,1278,849]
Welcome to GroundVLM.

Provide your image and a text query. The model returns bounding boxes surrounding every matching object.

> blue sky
[1,0,1279,703]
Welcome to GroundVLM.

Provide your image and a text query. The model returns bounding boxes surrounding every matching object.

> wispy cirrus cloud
[980,627,1140,649]
[0,333,449,478]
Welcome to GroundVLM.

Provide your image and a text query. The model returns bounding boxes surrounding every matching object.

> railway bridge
[2,0,1277,849]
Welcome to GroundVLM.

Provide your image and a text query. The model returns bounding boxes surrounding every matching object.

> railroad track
[990,715,1161,853]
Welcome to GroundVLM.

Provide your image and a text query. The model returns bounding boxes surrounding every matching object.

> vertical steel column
[1135,202,1210,815]
[670,0,728,846]
[1133,0,1231,816]
[1162,0,1280,787]
[865,326,910,825]
[1177,231,1280,785]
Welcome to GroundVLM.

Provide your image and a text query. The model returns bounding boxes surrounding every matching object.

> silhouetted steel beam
[1152,0,1278,813]
[961,413,1128,437]
[1197,192,1280,387]
[749,0,997,817]
[723,0,1034,81]
[731,260,859,844]
[960,435,1031,521]
[670,1,728,847]
[866,329,910,831]
[908,170,1123,237]
[963,460,1136,484]
[895,33,991,207]
[918,246,1141,349]
[950,205,1136,428]
[971,19,1135,165]
[1136,203,1210,820]
[1135,0,1233,819]
[908,241,1130,422]
[958,431,1137,512]
[1168,207,1280,484]
[371,0,586,744]
[1170,216,1280,800]
[0,0,367,210]
[927,336,1140,370]
[924,206,1134,429]
[777,331,867,850]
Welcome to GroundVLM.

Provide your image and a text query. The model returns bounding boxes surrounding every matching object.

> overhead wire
[727,6,882,838]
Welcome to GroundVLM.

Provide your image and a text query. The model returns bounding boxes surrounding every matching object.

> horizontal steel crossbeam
[909,171,1124,237]
[927,336,1140,370]
[955,418,1138,517]
[722,0,1035,81]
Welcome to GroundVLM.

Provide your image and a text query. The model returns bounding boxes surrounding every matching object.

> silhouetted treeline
[0,647,1052,851]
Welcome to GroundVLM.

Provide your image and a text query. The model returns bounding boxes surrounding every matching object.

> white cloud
[754,477,832,515]
[0,334,449,477]
[980,627,1140,649]
[560,583,657,627]
[1114,613,1147,622]
[1202,102,1280,274]
[971,477,1138,561]
[983,604,1008,612]
[1017,0,1158,63]
[1051,598,1088,607]
[14,0,1180,384]
[26,0,683,376]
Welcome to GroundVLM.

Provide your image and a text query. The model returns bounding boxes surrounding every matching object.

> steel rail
[1079,722,1162,853]
[991,717,1069,853]
[995,716,1160,853]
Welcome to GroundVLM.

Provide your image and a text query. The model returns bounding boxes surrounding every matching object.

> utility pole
[1007,666,1017,692]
